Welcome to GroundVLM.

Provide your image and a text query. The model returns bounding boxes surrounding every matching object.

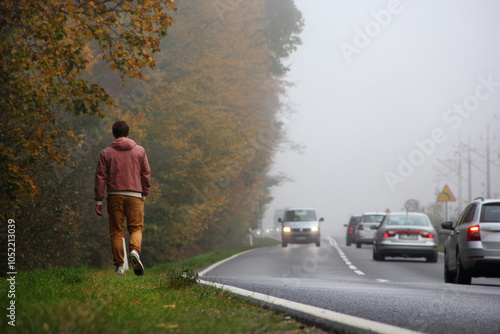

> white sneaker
[115,267,125,275]
[130,250,144,276]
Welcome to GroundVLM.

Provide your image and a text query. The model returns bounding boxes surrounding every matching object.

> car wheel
[346,240,351,247]
[282,242,287,248]
[455,251,471,285]
[372,246,384,261]
[444,253,454,283]
[356,241,362,248]
[316,240,321,247]
[427,253,438,263]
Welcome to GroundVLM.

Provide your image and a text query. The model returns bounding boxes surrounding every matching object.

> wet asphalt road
[200,236,500,334]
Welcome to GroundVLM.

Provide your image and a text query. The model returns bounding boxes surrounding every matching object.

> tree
[264,0,304,75]
[126,0,303,262]
[0,0,176,216]
[1,0,304,269]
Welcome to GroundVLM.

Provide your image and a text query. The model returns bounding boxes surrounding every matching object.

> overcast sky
[265,0,500,234]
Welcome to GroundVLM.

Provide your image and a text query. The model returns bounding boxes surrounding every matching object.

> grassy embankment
[1,239,329,333]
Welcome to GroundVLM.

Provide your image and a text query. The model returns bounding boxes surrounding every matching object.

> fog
[265,0,500,236]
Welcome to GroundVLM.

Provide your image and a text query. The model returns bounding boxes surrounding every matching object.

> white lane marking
[377,279,390,283]
[199,279,424,334]
[328,236,365,276]
[198,249,256,277]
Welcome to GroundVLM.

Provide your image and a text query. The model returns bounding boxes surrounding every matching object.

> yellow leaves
[67,130,78,143]
[2,0,176,112]
[122,1,132,11]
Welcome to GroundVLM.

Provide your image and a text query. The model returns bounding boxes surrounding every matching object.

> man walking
[94,120,151,276]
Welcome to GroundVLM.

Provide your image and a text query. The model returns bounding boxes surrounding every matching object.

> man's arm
[140,151,151,197]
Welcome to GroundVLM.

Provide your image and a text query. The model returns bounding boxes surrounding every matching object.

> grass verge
[1,239,328,333]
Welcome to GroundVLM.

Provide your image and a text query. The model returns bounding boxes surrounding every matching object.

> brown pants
[107,195,144,267]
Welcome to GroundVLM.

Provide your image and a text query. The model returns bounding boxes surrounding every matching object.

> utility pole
[435,128,499,203]
[457,137,463,213]
[468,136,472,203]
[486,124,491,198]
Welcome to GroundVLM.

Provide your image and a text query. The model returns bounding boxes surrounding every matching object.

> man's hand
[95,205,103,216]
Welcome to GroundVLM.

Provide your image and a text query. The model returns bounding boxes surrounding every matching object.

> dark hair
[112,120,129,138]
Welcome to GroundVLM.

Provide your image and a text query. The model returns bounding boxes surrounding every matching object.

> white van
[278,207,324,247]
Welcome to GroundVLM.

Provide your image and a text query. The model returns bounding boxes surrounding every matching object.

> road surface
[200,236,500,334]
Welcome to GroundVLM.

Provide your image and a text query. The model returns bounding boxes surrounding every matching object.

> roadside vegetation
[1,0,304,270]
[0,244,330,334]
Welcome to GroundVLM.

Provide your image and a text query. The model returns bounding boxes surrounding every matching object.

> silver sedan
[372,212,438,262]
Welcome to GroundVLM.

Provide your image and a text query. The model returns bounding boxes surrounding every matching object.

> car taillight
[467,225,481,241]
[383,230,397,238]
[419,231,435,239]
[383,230,435,238]
[349,227,354,234]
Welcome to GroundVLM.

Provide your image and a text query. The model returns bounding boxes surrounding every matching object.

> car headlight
[283,226,291,232]
[311,226,319,232]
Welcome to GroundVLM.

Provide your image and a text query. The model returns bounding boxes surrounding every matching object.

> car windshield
[363,215,385,223]
[386,215,430,226]
[481,204,500,222]
[284,210,317,221]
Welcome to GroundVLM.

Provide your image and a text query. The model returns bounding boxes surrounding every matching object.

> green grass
[0,240,328,333]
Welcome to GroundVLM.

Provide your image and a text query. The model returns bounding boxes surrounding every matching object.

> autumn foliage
[1,0,303,269]
[0,0,176,211]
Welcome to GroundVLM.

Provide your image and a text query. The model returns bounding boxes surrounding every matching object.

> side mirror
[319,217,324,222]
[441,221,454,230]
[370,225,378,230]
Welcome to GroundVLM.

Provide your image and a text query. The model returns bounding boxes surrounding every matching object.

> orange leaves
[2,0,177,116]
[67,130,78,143]
[0,164,40,210]
[0,0,176,210]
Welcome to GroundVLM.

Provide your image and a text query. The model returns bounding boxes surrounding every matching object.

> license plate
[399,234,418,240]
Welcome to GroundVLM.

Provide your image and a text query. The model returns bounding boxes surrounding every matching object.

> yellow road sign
[437,185,456,202]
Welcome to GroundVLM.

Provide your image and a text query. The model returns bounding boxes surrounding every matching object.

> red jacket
[94,138,151,202]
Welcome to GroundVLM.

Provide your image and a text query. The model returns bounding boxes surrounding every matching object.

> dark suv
[442,198,500,284]
[344,215,361,246]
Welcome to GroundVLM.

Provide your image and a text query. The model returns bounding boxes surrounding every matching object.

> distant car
[279,207,323,247]
[372,212,438,262]
[441,198,500,284]
[355,212,387,248]
[344,215,361,246]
